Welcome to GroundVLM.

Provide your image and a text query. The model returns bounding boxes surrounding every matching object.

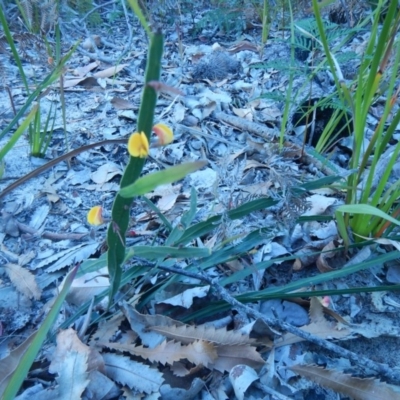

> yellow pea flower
[87,205,104,226]
[153,123,174,146]
[128,132,149,158]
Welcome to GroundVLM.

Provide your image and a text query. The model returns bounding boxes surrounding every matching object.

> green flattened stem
[107,33,164,303]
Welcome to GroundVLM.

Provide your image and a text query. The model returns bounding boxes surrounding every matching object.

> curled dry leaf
[229,365,259,400]
[316,240,343,273]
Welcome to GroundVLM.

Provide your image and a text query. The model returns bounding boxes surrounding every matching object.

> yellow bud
[128,132,149,158]
[87,206,104,226]
[153,123,174,146]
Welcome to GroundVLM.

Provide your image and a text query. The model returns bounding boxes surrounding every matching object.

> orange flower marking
[153,123,174,146]
[87,205,104,226]
[128,132,149,158]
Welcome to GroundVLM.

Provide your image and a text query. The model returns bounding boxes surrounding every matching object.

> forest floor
[1,1,400,399]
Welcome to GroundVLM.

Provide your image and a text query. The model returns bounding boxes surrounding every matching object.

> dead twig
[16,221,89,241]
[0,138,127,201]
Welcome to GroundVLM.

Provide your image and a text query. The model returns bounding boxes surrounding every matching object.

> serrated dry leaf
[212,344,265,372]
[33,243,99,271]
[50,329,104,374]
[150,324,256,346]
[4,263,41,300]
[18,250,35,266]
[90,313,125,345]
[170,361,204,377]
[57,351,89,400]
[103,353,164,394]
[121,302,185,348]
[86,370,120,400]
[101,339,217,367]
[290,364,400,400]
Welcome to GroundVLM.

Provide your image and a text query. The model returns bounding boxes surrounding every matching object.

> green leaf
[142,197,173,231]
[127,0,152,37]
[119,161,207,198]
[0,104,38,160]
[180,187,198,228]
[337,204,400,227]
[125,245,211,260]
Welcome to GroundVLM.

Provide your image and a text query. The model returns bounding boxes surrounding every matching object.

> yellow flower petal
[87,206,104,226]
[128,132,149,158]
[153,123,174,146]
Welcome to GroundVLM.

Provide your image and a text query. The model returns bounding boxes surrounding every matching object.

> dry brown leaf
[63,77,87,88]
[316,240,340,272]
[302,194,337,216]
[147,80,184,95]
[150,324,256,346]
[50,329,104,373]
[73,61,100,77]
[67,267,109,306]
[148,183,182,213]
[57,351,89,399]
[90,313,125,345]
[243,159,267,170]
[101,339,217,367]
[159,285,210,308]
[110,97,136,110]
[240,182,273,196]
[228,41,259,53]
[121,303,186,348]
[4,263,41,300]
[211,344,265,372]
[232,106,253,120]
[170,362,203,377]
[229,365,259,400]
[91,162,122,184]
[276,298,352,346]
[290,364,400,400]
[93,64,128,79]
[103,353,164,394]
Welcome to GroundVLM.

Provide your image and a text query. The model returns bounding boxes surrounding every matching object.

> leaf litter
[1,1,400,399]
